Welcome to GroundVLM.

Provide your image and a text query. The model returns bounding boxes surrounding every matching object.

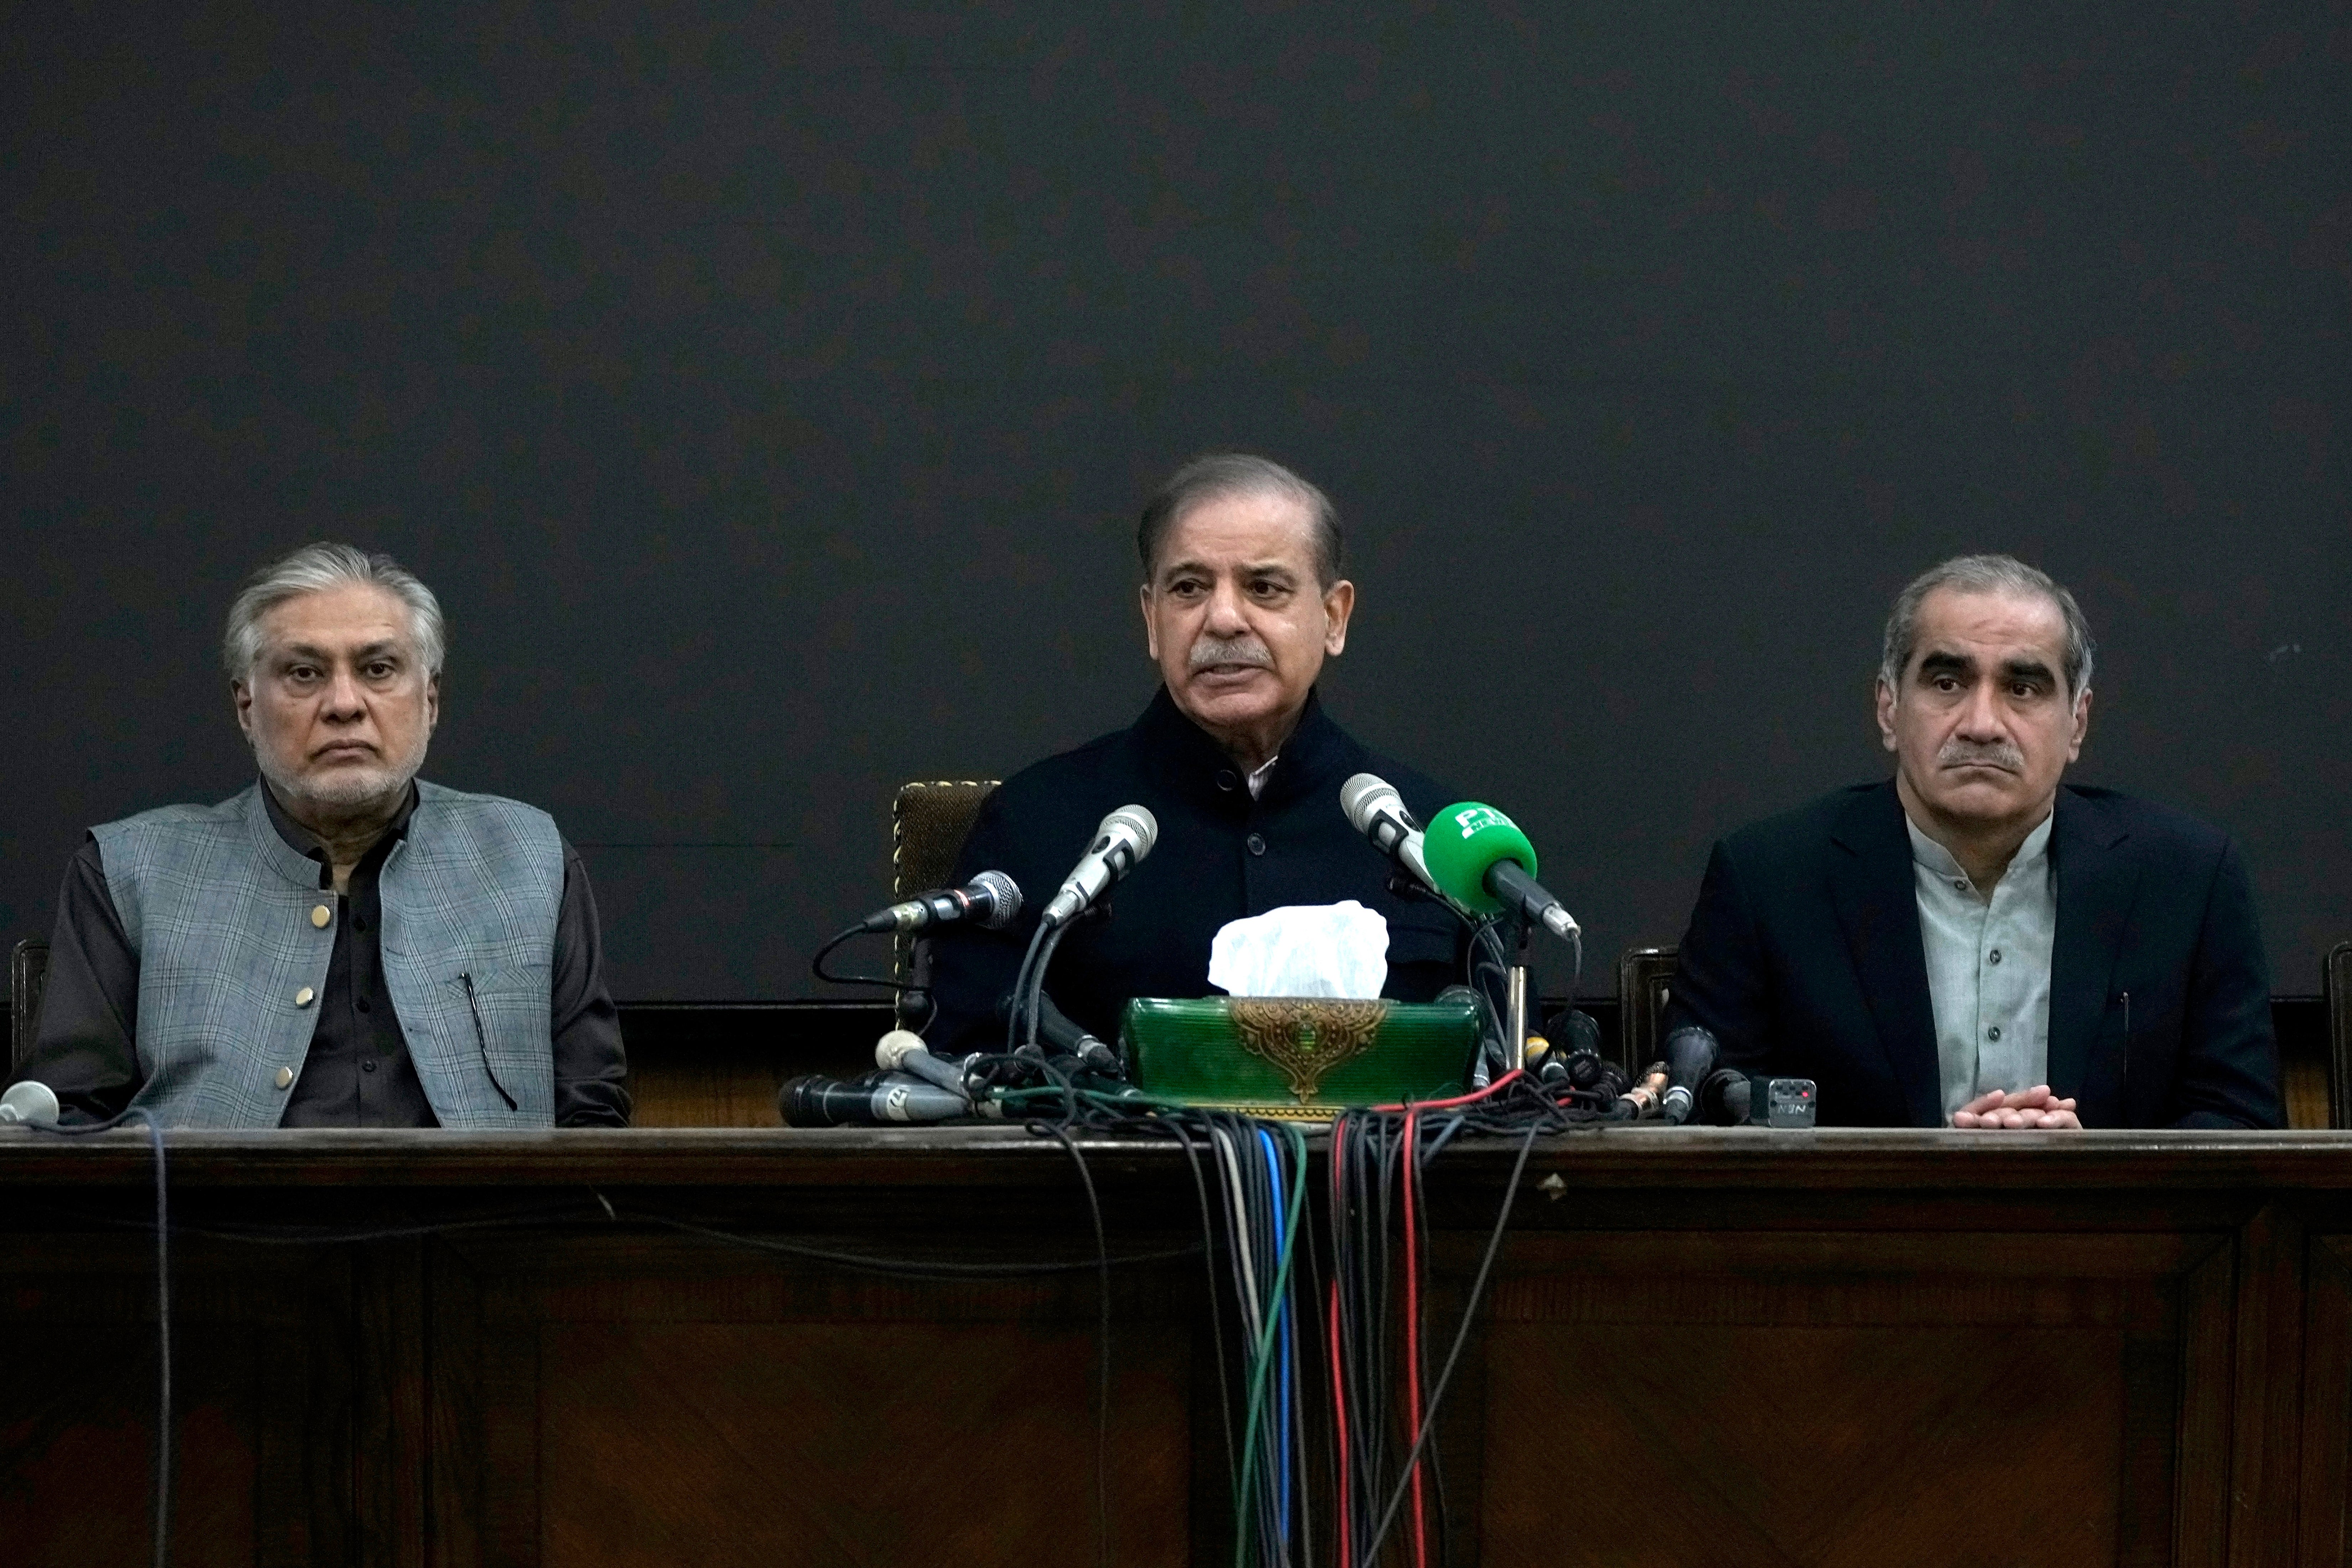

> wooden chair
[889,781,999,1021]
[2327,941,2352,1132]
[1615,945,1677,1077]
[10,938,48,1072]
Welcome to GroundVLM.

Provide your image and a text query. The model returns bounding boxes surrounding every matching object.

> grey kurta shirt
[1908,812,2057,1120]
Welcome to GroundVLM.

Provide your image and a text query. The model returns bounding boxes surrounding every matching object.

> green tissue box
[1121,995,1480,1118]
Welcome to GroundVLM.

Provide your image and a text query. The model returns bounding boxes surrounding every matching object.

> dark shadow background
[4,2,2346,1000]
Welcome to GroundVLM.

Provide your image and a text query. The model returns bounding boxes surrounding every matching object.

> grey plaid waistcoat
[91,780,566,1129]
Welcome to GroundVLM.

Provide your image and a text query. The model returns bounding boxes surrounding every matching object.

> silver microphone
[0,1081,61,1127]
[858,870,1022,934]
[1040,805,1159,929]
[1340,773,1441,896]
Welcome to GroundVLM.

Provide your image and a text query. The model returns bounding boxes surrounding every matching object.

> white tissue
[1207,901,1391,1000]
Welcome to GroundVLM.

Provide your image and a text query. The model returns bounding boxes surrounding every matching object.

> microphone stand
[1505,920,1532,1069]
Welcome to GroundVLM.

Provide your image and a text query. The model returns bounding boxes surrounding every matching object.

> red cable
[1330,1116,1352,1568]
[1402,1106,1429,1568]
[1372,1067,1525,1114]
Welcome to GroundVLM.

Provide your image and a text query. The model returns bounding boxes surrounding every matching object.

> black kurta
[926,687,1466,1056]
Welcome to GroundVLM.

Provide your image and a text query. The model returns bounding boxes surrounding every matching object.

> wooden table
[2,1126,2347,1566]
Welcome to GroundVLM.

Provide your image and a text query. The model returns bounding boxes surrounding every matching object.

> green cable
[1231,1121,1309,1568]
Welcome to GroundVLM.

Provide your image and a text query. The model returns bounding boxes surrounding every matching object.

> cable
[1042,1123,1114,1568]
[1402,1107,1429,1568]
[1357,1116,1546,1568]
[809,923,906,990]
[1005,919,1053,1056]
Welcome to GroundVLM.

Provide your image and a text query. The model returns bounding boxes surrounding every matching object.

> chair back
[2328,941,2352,1131]
[10,938,49,1072]
[1615,945,1678,1076]
[890,780,999,985]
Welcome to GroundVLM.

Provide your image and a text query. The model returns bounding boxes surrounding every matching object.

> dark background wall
[5,2,2346,1001]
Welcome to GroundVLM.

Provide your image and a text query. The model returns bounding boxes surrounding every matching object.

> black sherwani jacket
[926,687,1462,1056]
[1661,780,2282,1129]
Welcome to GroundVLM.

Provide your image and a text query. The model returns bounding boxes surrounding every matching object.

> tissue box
[1121,995,1481,1118]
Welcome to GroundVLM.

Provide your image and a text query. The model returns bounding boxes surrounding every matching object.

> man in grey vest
[12,543,630,1128]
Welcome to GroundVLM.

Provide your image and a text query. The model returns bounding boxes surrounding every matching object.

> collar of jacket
[1131,685,1350,814]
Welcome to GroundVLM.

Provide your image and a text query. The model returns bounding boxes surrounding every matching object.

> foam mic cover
[1659,1026,1721,1125]
[1420,803,1540,917]
[0,1080,60,1127]
[1699,1069,1753,1126]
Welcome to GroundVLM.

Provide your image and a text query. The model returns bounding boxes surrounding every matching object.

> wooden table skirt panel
[1,1128,2350,1567]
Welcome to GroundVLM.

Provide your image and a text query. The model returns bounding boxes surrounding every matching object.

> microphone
[1544,1007,1604,1060]
[1616,1060,1670,1120]
[1658,1026,1720,1126]
[0,1081,60,1127]
[1698,1068,1753,1126]
[994,992,1121,1074]
[1040,806,1158,930]
[874,1030,973,1097]
[1420,802,1581,942]
[1340,773,1442,896]
[778,1073,973,1127]
[858,870,1021,934]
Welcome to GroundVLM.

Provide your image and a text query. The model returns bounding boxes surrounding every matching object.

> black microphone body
[1698,1068,1753,1126]
[1659,1026,1721,1126]
[1482,860,1579,942]
[995,992,1120,1074]
[778,1073,972,1127]
[859,870,1021,934]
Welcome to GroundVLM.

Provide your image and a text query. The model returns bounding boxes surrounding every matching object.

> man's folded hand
[1952,1084,2082,1130]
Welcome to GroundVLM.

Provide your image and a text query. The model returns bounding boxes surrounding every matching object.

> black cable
[1156,1117,1241,1499]
[1358,1116,1545,1568]
[809,922,906,989]
[1042,1123,1114,1568]
[1005,920,1053,1056]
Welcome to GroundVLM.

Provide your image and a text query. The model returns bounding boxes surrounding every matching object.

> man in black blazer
[1665,555,2281,1130]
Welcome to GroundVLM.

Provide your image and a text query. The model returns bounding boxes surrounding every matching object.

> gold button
[273,1066,294,1090]
[311,905,331,929]
[295,986,315,1007]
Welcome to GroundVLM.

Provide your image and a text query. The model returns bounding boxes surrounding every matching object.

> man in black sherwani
[926,453,1462,1056]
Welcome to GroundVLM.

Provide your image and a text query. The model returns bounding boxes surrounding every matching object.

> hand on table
[1952,1085,2082,1130]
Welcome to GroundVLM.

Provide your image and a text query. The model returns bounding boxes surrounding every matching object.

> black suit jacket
[1661,781,2282,1129]
[925,687,1463,1056]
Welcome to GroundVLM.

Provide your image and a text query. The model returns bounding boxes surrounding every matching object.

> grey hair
[222,542,447,681]
[1879,553,2094,700]
[1138,452,1343,588]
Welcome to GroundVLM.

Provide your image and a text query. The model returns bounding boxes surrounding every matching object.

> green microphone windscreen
[1420,803,1538,915]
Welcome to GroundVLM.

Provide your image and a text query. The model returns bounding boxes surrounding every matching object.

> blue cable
[1258,1127,1293,1553]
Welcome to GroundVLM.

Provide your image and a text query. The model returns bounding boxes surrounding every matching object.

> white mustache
[1938,740,2025,772]
[1189,637,1273,672]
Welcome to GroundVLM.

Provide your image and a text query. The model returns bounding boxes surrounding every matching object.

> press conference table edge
[4,1123,2352,1189]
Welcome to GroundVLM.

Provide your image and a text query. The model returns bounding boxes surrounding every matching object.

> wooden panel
[433,1232,1196,1568]
[0,1132,2348,1568]
[2284,1056,2330,1133]
[626,1046,795,1128]
[2298,1236,2352,1568]
[0,1235,346,1568]
[1476,1231,2220,1568]
[530,1321,1185,1567]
